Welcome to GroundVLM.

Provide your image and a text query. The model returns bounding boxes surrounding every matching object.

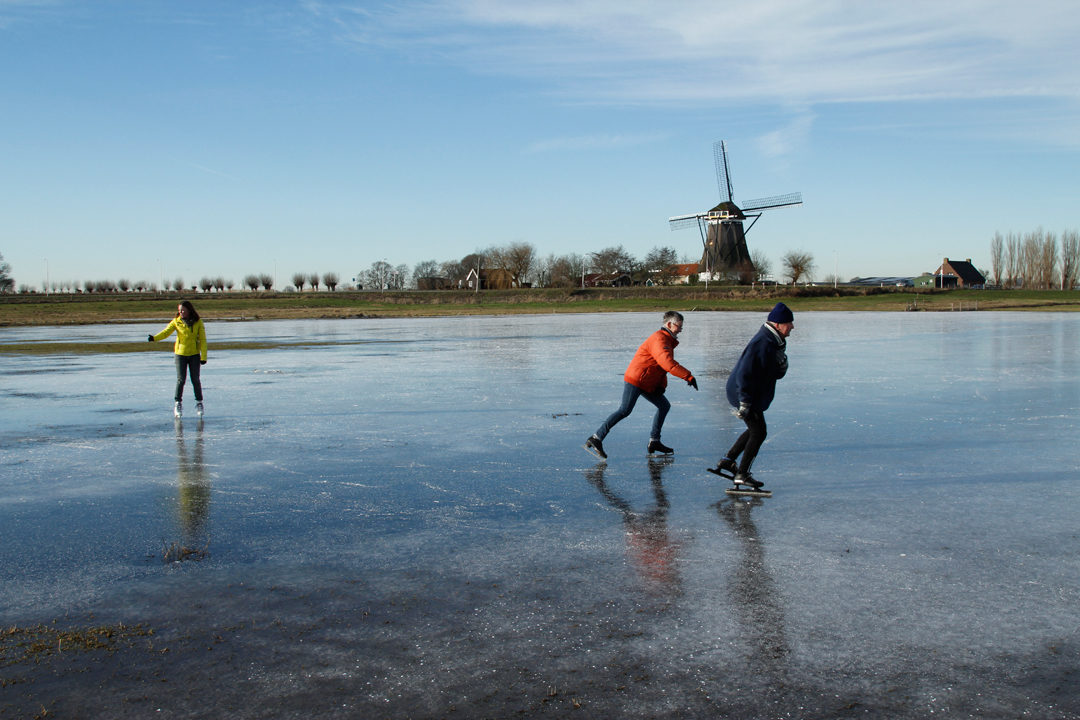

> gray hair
[663,311,684,324]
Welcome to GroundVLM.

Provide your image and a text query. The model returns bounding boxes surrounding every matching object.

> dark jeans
[595,382,670,442]
[727,410,767,474]
[175,353,203,402]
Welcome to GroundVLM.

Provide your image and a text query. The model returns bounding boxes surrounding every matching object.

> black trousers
[174,353,203,403]
[726,410,767,475]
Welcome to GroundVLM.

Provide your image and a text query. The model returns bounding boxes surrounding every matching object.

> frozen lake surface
[2,311,1078,718]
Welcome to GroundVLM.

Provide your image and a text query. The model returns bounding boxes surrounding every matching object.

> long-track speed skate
[706,465,772,498]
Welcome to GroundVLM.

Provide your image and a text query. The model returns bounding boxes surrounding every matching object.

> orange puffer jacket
[623,327,693,393]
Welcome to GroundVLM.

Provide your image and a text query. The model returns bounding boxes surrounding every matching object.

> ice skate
[584,435,607,460]
[647,439,673,456]
[726,471,771,498]
[707,457,738,478]
[196,402,204,417]
[173,401,182,419]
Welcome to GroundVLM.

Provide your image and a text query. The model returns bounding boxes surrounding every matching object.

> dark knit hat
[767,302,793,324]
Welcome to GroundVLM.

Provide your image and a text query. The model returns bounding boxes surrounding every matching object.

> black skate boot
[733,472,763,490]
[584,435,607,460]
[647,439,674,455]
[707,457,738,478]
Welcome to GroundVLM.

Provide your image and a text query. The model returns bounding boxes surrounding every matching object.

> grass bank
[3,285,1080,328]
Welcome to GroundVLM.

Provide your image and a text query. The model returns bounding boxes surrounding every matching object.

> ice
[1,311,1078,718]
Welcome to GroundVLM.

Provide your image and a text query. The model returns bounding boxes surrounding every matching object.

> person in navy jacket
[711,302,794,490]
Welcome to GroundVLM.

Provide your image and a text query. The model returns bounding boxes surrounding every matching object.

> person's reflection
[715,497,789,677]
[166,418,210,561]
[587,458,682,597]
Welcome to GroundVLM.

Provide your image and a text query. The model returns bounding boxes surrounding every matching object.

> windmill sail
[714,141,733,204]
[740,192,803,212]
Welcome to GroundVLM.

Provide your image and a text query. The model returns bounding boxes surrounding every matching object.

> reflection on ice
[164,418,210,562]
[587,457,683,599]
[1,311,1078,718]
[714,496,789,685]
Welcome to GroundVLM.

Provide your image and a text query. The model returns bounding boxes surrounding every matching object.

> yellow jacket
[153,317,207,360]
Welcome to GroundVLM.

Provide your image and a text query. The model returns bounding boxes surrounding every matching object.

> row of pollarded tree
[9,273,344,295]
[990,228,1080,290]
[288,272,340,292]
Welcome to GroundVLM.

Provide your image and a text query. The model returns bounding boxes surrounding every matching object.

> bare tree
[214,277,226,292]
[484,244,534,286]
[990,232,1004,287]
[500,242,536,287]
[589,246,635,276]
[244,275,261,291]
[546,253,586,288]
[308,273,320,291]
[750,249,772,282]
[364,261,393,290]
[199,277,214,293]
[1040,231,1058,290]
[0,252,12,293]
[1006,232,1022,288]
[782,251,815,285]
[258,273,274,291]
[412,260,439,286]
[439,259,463,285]
[643,246,680,285]
[291,273,306,291]
[531,254,554,288]
[323,272,339,291]
[1060,230,1079,290]
[1019,229,1054,289]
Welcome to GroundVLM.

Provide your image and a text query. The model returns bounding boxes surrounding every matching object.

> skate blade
[725,487,772,498]
[583,444,607,461]
[707,467,734,479]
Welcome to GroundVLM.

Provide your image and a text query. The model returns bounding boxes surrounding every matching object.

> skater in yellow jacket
[149,300,207,418]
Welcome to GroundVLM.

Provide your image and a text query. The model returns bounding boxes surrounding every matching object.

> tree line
[989,228,1080,290]
[0,242,863,295]
[389,243,818,290]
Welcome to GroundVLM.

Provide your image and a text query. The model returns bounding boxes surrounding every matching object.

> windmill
[668,141,802,283]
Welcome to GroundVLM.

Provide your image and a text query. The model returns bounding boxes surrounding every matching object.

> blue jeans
[175,354,203,402]
[595,382,670,442]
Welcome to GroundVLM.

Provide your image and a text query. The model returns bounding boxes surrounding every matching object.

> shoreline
[3,286,1080,328]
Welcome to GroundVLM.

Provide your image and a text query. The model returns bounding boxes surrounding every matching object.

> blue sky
[2,0,1077,289]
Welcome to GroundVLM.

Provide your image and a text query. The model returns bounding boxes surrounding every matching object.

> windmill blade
[668,214,704,231]
[713,140,733,204]
[740,192,802,212]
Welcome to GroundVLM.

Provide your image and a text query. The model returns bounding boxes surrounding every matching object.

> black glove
[200,360,207,365]
[688,376,698,390]
[147,334,154,342]
[734,401,751,420]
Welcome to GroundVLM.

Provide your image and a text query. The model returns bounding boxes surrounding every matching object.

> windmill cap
[768,302,793,324]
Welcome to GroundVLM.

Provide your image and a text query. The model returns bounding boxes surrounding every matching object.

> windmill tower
[668,141,802,283]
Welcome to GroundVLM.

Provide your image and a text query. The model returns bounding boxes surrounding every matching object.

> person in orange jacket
[585,311,698,460]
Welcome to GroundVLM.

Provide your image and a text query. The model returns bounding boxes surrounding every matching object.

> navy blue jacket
[726,323,788,412]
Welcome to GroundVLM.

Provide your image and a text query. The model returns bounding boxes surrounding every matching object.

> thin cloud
[524,131,668,154]
[180,160,240,182]
[304,0,1080,106]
